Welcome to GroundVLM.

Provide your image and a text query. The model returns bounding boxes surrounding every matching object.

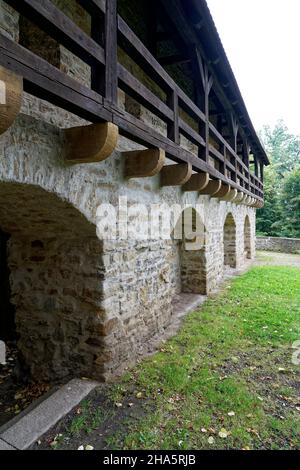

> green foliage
[120,266,300,450]
[257,121,300,237]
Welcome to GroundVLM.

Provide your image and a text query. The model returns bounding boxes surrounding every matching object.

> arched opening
[173,207,208,295]
[223,213,237,268]
[0,182,106,382]
[0,230,16,341]
[244,215,252,259]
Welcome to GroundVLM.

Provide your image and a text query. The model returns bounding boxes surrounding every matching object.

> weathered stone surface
[256,236,300,254]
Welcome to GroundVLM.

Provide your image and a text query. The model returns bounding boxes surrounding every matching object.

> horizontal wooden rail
[0,33,111,122]
[118,64,174,122]
[5,0,105,67]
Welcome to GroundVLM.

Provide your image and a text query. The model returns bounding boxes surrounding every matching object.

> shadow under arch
[244,214,252,259]
[0,181,106,382]
[223,212,237,268]
[173,206,208,295]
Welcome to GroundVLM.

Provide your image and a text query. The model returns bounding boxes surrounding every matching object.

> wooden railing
[0,0,264,200]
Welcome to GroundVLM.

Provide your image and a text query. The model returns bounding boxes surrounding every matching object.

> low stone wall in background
[256,236,300,254]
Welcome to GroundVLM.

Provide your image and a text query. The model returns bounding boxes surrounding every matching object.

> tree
[257,121,300,238]
[280,166,300,237]
[260,120,300,175]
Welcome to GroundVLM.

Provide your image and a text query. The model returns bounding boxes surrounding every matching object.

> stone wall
[0,0,257,382]
[256,236,300,254]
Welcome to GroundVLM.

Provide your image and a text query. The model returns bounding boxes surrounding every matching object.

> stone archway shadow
[0,181,108,382]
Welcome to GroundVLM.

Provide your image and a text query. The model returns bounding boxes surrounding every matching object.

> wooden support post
[182,172,209,192]
[167,89,180,145]
[161,163,192,187]
[104,0,118,104]
[64,122,118,164]
[259,161,264,183]
[124,148,165,178]
[212,183,231,199]
[0,66,22,135]
[198,179,222,196]
[193,47,213,163]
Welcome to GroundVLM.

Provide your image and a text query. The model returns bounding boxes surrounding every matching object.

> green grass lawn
[40,265,300,450]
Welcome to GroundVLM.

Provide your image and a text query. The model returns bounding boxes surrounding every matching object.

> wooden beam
[198,179,222,196]
[64,122,118,164]
[212,183,231,198]
[182,172,209,192]
[0,32,112,123]
[161,163,192,187]
[159,54,190,66]
[0,66,22,135]
[234,192,244,204]
[5,0,105,67]
[220,188,238,202]
[124,148,165,178]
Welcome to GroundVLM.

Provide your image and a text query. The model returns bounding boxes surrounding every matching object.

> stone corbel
[0,66,23,136]
[64,122,119,164]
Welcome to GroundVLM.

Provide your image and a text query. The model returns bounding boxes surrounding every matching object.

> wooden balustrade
[0,0,264,200]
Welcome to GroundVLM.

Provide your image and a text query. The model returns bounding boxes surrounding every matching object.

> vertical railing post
[167,88,179,145]
[193,46,212,163]
[104,0,118,105]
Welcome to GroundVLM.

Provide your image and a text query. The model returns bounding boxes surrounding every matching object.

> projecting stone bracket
[64,122,119,164]
[124,148,165,178]
[160,163,192,187]
[182,172,209,192]
[0,66,23,136]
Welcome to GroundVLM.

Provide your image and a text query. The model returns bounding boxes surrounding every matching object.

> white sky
[206,0,300,135]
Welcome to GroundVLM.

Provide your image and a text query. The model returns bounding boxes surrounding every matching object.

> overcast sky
[206,0,300,135]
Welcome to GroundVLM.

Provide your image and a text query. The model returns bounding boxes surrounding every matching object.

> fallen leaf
[218,428,229,439]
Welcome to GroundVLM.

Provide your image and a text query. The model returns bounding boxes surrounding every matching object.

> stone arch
[223,212,237,268]
[244,214,252,259]
[173,207,208,295]
[0,181,107,381]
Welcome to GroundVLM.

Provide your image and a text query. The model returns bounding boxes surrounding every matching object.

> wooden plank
[4,0,105,67]
[118,64,174,122]
[179,118,205,147]
[0,33,111,122]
